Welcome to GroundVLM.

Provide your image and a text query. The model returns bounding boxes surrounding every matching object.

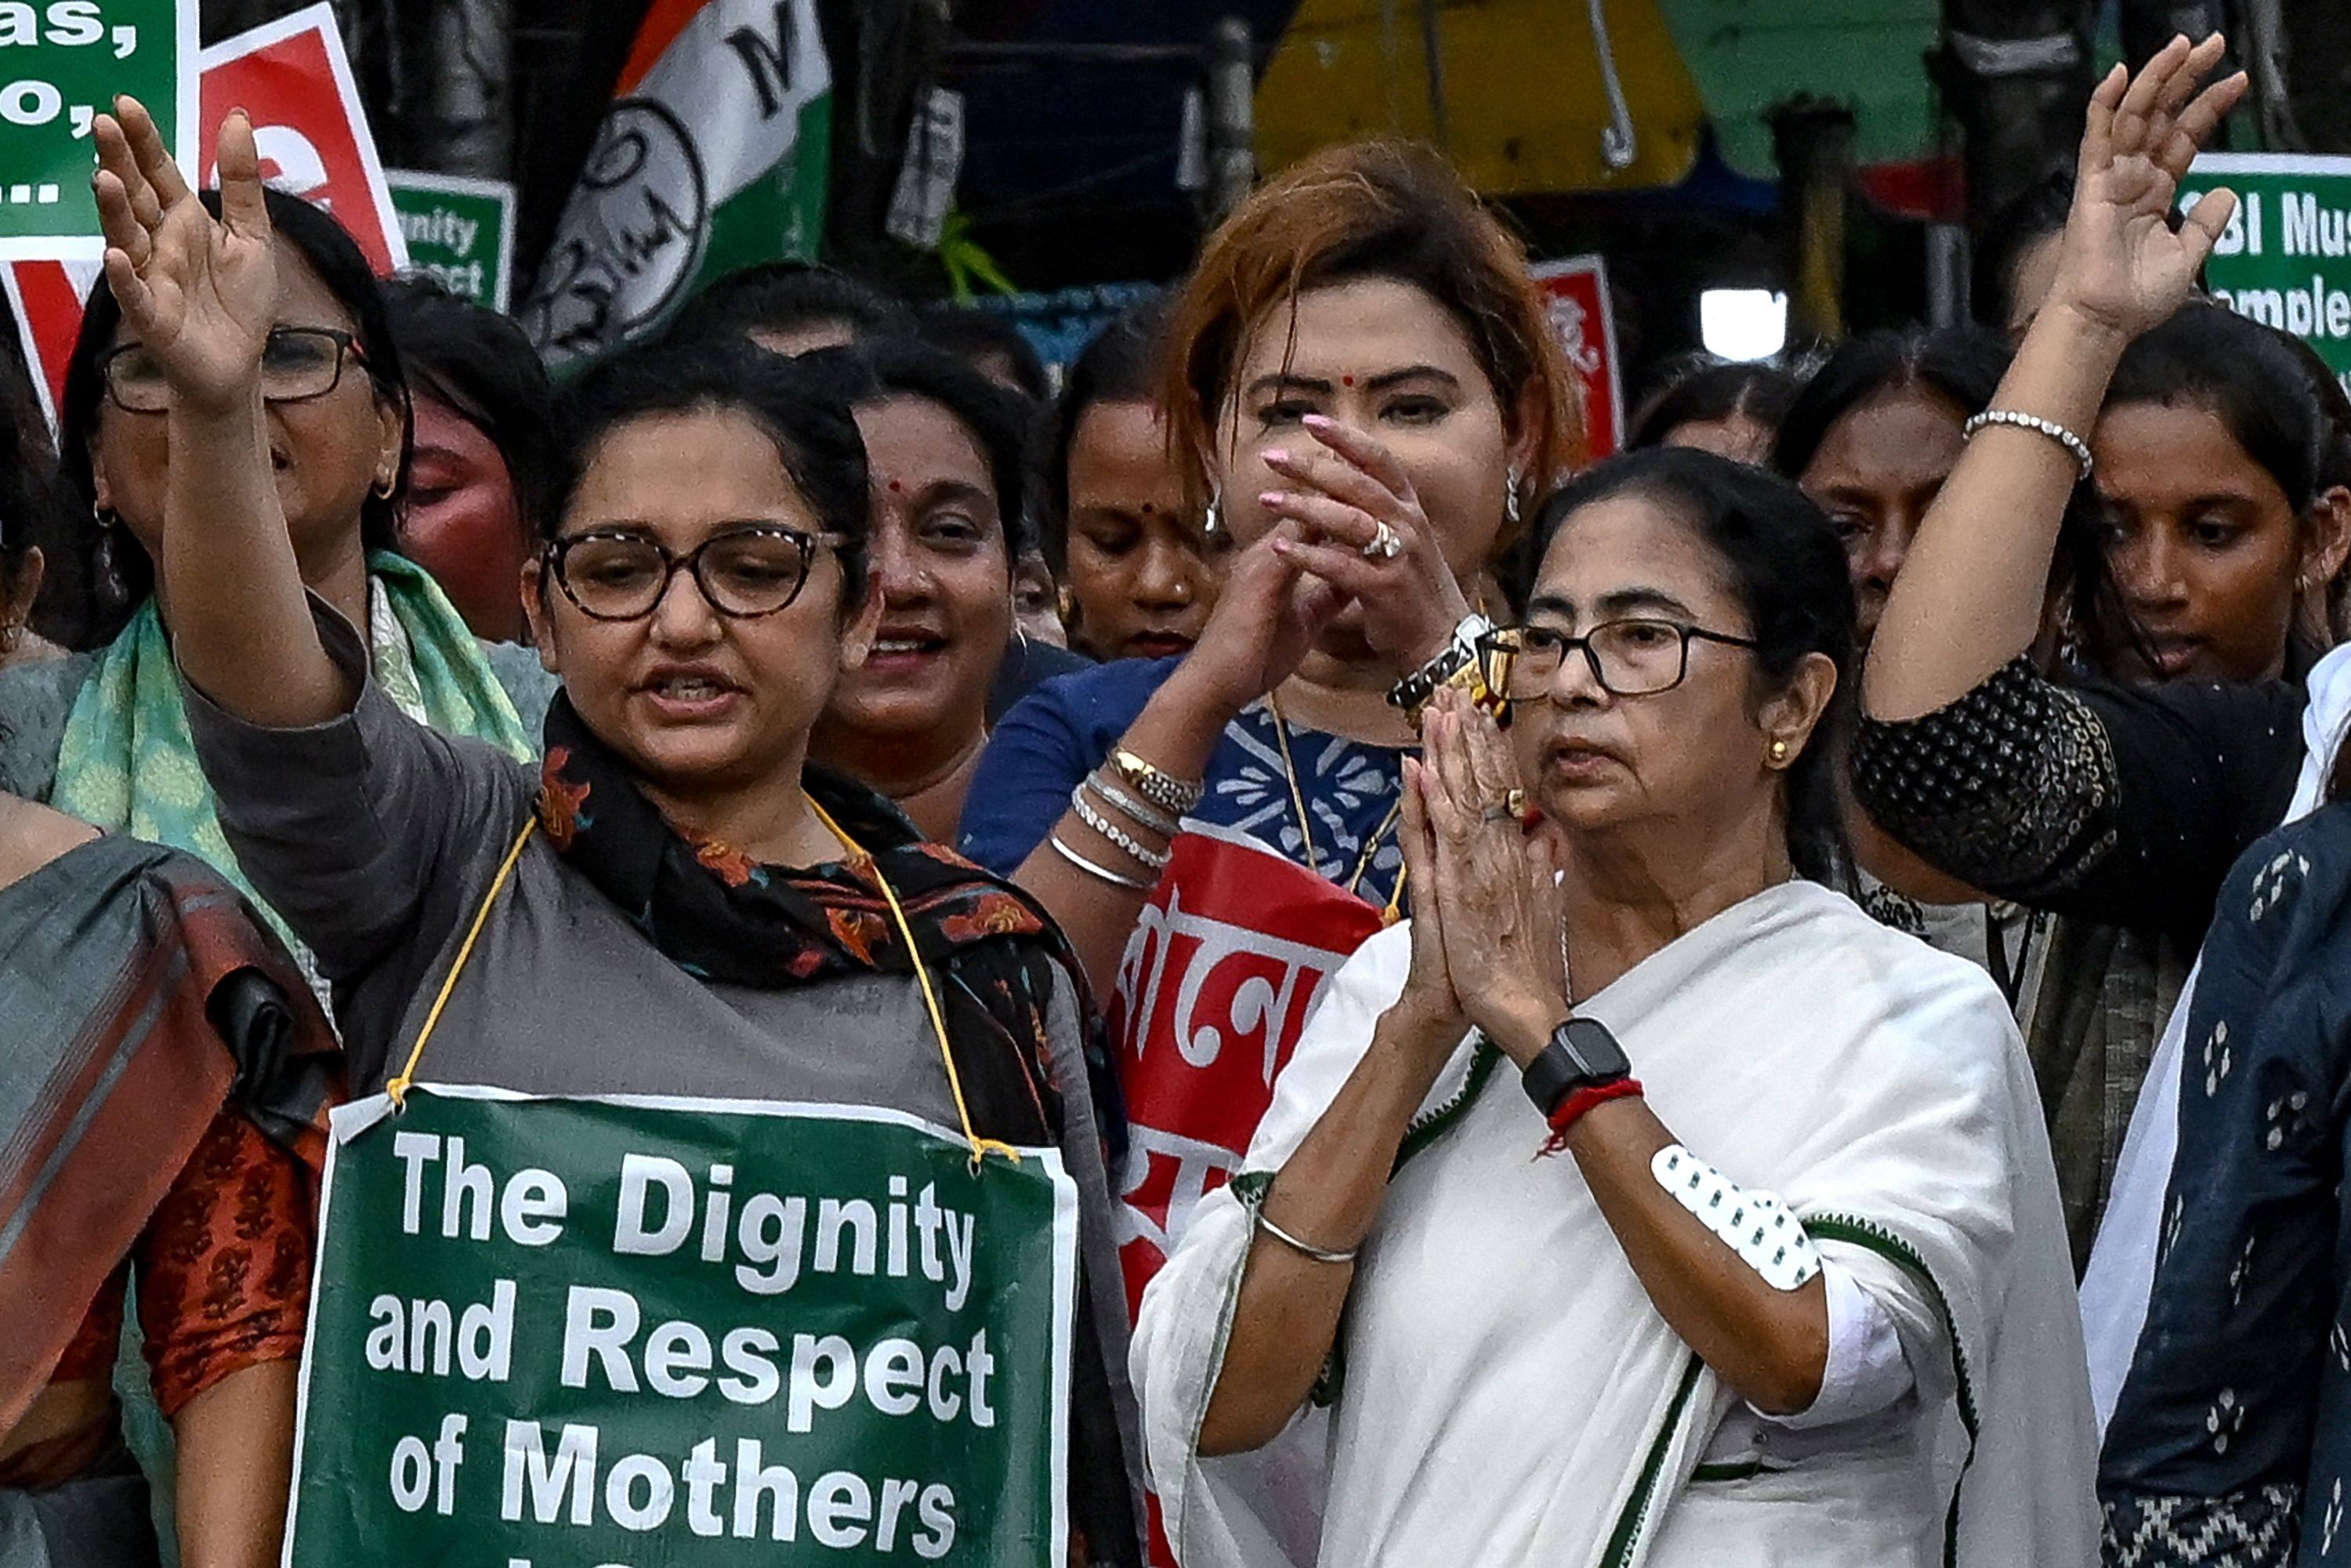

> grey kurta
[179,605,1145,1558]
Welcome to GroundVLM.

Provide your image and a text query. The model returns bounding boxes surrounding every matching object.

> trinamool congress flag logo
[519,0,830,369]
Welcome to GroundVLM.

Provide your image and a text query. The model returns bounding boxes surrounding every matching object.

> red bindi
[886,479,903,492]
[1341,375,1355,386]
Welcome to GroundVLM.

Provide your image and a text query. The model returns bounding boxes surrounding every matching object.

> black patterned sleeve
[1851,657,2306,946]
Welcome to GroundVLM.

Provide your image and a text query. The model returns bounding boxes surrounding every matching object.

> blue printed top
[957,657,1411,910]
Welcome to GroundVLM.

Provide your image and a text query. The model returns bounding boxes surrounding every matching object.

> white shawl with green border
[1132,878,2097,1568]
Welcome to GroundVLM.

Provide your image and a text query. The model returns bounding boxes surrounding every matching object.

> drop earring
[1202,489,1222,540]
[1504,465,1523,527]
[93,510,128,608]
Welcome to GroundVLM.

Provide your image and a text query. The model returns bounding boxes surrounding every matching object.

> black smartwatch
[1518,1016,1631,1117]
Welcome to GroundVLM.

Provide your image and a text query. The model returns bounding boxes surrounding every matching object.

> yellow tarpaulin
[1255,0,1708,193]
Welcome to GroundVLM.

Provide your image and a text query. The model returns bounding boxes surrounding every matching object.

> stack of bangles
[1048,747,1203,892]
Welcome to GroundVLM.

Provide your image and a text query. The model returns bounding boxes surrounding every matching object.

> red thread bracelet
[1545,1077,1644,1143]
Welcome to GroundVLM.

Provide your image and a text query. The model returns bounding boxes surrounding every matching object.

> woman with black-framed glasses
[1480,616,1761,700]
[1136,447,2096,1566]
[97,102,1143,1567]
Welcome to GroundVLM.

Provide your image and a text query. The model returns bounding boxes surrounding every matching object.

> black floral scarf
[533,693,1121,1149]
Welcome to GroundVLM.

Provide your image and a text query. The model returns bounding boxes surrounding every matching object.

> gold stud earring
[1770,739,1789,764]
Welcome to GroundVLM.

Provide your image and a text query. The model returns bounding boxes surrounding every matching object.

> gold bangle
[1110,746,1204,813]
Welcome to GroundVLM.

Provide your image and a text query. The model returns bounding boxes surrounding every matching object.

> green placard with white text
[2179,153,2351,396]
[284,1085,1078,1568]
[388,168,516,311]
[0,0,195,258]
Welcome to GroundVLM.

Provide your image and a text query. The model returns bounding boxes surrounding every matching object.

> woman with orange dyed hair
[958,139,1580,1565]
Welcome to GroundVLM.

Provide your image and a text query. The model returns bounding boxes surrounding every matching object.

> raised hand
[1261,414,1476,675]
[92,96,277,412]
[1167,519,1347,717]
[2047,34,2248,343]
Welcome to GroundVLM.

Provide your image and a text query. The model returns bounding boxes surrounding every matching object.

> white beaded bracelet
[1962,408,2094,481]
[1070,784,1173,871]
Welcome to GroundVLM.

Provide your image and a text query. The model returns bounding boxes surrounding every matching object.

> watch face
[1560,1017,1631,1079]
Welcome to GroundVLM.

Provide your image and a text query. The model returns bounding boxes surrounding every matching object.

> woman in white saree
[1132,447,2099,1567]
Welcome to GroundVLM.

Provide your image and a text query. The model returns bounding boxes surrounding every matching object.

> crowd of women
[3,32,2345,1568]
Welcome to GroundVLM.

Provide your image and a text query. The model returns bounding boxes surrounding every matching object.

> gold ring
[1480,788,1528,823]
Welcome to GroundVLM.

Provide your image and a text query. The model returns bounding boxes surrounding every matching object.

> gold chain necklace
[1263,692,1408,910]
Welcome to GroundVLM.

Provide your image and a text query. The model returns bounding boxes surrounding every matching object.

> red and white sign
[1534,254,1625,461]
[1107,821,1386,1315]
[6,2,405,428]
[1108,819,1384,1566]
[2,257,98,429]
[197,3,406,273]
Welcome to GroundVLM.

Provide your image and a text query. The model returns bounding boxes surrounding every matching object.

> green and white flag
[284,1084,1078,1566]
[519,0,830,368]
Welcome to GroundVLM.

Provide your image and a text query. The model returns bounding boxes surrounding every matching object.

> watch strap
[1387,613,1501,724]
[1519,1017,1632,1116]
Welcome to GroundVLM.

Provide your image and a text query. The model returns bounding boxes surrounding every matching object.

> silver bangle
[1046,832,1156,891]
[1070,784,1172,871]
[1962,408,2094,481]
[1255,1207,1358,1266]
[1084,771,1183,837]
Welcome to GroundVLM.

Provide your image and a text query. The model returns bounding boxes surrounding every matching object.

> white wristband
[1652,1144,1822,1291]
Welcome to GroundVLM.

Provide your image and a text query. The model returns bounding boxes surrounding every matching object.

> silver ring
[1362,522,1403,560]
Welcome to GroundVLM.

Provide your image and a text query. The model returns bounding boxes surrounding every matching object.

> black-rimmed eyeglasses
[100,326,367,414]
[1480,618,1760,700]
[545,525,845,621]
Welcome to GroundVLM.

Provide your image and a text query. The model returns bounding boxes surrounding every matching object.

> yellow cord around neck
[386,802,1022,1174]
[387,817,538,1110]
[805,793,1020,1173]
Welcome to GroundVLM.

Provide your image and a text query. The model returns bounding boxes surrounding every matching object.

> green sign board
[287,1085,1078,1567]
[2179,153,2351,393]
[0,0,194,259]
[388,169,516,311]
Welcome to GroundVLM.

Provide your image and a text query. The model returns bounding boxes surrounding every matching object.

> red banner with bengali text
[1107,824,1386,1317]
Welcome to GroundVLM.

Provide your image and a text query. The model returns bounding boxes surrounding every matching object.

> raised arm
[1861,35,2246,722]
[92,97,348,726]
